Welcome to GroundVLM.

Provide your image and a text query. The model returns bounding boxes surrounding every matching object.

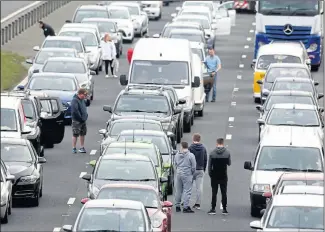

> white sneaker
[113,75,118,78]
[105,75,109,78]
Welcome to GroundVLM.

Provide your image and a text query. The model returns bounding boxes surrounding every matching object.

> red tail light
[81,198,90,204]
[263,192,272,198]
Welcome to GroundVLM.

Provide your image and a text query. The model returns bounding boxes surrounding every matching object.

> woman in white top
[101,33,117,78]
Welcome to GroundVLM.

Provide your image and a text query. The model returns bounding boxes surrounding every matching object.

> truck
[233,0,256,13]
[254,0,323,71]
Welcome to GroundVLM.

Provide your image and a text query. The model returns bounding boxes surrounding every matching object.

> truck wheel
[311,65,319,71]
[254,97,261,104]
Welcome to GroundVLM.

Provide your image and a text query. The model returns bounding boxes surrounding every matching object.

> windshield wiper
[102,178,130,181]
[263,8,288,15]
[147,111,168,114]
[121,110,147,113]
[1,129,17,132]
[137,178,156,181]
[300,169,322,172]
[266,167,300,171]
[290,8,315,16]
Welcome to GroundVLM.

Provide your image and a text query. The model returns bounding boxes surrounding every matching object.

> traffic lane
[1,1,34,19]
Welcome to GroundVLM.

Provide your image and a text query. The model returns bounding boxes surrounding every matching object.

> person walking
[127,47,134,64]
[101,33,117,78]
[208,138,231,215]
[189,133,208,210]
[71,88,89,154]
[39,21,55,37]
[203,47,222,102]
[174,142,196,213]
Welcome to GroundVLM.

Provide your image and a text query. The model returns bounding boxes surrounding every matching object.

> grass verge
[1,51,27,91]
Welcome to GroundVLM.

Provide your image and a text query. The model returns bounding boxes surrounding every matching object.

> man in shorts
[71,88,88,153]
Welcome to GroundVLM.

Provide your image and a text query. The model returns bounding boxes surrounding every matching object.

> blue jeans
[206,73,217,101]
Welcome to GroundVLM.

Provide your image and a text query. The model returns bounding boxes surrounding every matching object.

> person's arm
[216,56,222,72]
[208,153,212,176]
[227,151,231,166]
[203,147,208,172]
[190,154,196,175]
[71,100,82,122]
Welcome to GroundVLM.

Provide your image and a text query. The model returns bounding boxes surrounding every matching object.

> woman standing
[101,33,117,78]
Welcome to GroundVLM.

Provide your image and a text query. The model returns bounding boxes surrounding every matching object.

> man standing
[174,142,196,213]
[189,133,207,210]
[39,21,55,37]
[208,138,231,215]
[71,88,88,154]
[203,47,222,102]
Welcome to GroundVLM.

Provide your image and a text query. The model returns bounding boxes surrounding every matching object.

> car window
[74,10,109,23]
[109,9,130,19]
[272,81,314,93]
[43,40,83,53]
[1,143,33,162]
[28,77,77,91]
[43,61,86,74]
[265,96,315,110]
[84,21,116,33]
[22,100,36,120]
[169,33,204,43]
[1,108,18,131]
[175,18,210,29]
[267,108,319,126]
[181,11,210,19]
[191,48,204,61]
[35,50,77,64]
[113,5,139,15]
[110,122,162,136]
[266,68,309,82]
[257,55,301,70]
[183,2,213,11]
[279,180,324,190]
[60,31,97,46]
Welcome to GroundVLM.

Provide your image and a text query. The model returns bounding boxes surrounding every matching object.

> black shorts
[72,121,87,137]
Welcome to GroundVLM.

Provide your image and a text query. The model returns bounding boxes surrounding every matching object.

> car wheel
[1,204,8,224]
[176,128,181,143]
[40,182,43,198]
[198,108,204,117]
[32,190,40,207]
[167,176,173,195]
[8,198,12,215]
[191,113,194,125]
[250,204,260,217]
[183,120,191,133]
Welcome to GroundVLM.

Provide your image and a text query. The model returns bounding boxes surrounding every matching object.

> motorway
[1,2,324,232]
[0,1,35,19]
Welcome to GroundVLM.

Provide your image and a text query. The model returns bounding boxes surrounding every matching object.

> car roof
[190,42,205,49]
[107,141,155,149]
[112,118,161,124]
[123,88,167,96]
[168,22,201,28]
[30,72,76,78]
[107,5,129,11]
[176,15,209,20]
[44,36,82,42]
[111,2,140,7]
[45,57,85,63]
[268,63,309,68]
[274,77,313,83]
[78,5,108,10]
[181,6,210,12]
[169,29,203,34]
[60,27,96,33]
[84,199,144,209]
[100,183,157,191]
[271,103,317,110]
[119,129,166,136]
[280,172,324,180]
[268,90,313,97]
[281,185,323,195]
[82,18,116,23]
[258,43,305,57]
[0,137,28,145]
[38,47,77,53]
[272,194,323,207]
[101,153,152,161]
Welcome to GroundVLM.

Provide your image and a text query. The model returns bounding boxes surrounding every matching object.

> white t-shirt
[101,40,117,60]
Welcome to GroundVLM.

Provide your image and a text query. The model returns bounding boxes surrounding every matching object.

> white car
[177,1,216,19]
[142,1,162,20]
[218,1,236,26]
[107,5,135,42]
[0,161,14,224]
[172,6,212,22]
[110,1,149,36]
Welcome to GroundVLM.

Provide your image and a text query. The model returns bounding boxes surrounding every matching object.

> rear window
[43,40,83,53]
[73,10,109,23]
[1,108,18,131]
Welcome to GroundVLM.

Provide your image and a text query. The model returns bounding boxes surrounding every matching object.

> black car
[102,86,182,145]
[1,137,46,207]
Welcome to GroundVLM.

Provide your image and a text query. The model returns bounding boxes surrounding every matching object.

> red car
[81,183,173,232]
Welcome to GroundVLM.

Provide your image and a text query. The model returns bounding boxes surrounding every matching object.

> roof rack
[1,90,30,98]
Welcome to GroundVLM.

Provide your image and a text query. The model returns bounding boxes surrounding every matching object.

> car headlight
[307,43,317,52]
[91,185,100,198]
[20,175,38,184]
[253,184,270,192]
[151,216,162,228]
[258,42,265,47]
[80,82,90,89]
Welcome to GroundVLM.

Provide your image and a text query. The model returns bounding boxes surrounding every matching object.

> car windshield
[110,122,162,136]
[257,146,323,171]
[96,159,156,180]
[169,33,204,43]
[272,81,314,93]
[1,143,33,162]
[267,206,323,229]
[43,61,86,74]
[43,40,83,53]
[104,146,158,165]
[280,180,324,189]
[98,188,159,208]
[267,108,319,126]
[257,55,301,70]
[131,60,189,85]
[59,31,97,46]
[28,77,77,91]
[77,208,145,232]
[35,50,76,64]
[118,135,169,154]
[191,48,204,61]
[259,0,319,16]
[266,68,309,82]
[175,18,210,29]
[115,5,139,15]
[162,25,199,37]
[74,10,108,23]
[109,9,130,19]
[183,2,213,11]
[1,108,17,131]
[22,100,36,120]
[85,21,116,33]
[181,11,210,19]
[265,96,314,110]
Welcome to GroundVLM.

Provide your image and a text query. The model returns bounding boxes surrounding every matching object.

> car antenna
[143,115,145,130]
[124,137,127,155]
[132,129,135,143]
[289,127,292,145]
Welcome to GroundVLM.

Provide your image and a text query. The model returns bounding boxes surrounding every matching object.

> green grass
[1,51,27,91]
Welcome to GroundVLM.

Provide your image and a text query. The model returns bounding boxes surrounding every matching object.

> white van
[192,53,205,116]
[119,38,201,132]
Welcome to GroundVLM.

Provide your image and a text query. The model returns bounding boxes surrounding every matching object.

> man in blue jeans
[203,47,222,102]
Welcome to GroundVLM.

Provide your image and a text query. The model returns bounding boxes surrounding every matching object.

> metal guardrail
[1,0,72,46]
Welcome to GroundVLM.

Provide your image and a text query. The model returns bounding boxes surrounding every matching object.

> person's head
[104,33,111,42]
[77,88,88,100]
[208,47,215,56]
[216,138,224,147]
[192,133,201,144]
[181,141,189,152]
[38,21,44,28]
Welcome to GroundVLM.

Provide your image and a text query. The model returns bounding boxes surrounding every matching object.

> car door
[214,13,231,35]
[219,1,236,26]
[37,97,65,144]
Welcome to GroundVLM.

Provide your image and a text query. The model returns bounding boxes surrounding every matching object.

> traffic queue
[1,0,324,232]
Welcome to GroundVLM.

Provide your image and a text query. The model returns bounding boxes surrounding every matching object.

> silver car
[26,48,78,79]
[0,160,14,224]
[42,57,95,103]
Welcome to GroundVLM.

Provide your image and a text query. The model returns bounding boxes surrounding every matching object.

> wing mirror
[171,13,177,18]
[33,69,40,73]
[314,81,319,86]
[103,105,112,113]
[90,70,96,75]
[167,132,175,138]
[89,160,96,167]
[257,118,265,125]
[33,46,40,51]
[306,59,311,65]
[205,34,211,39]
[319,107,324,113]
[38,157,46,163]
[81,173,91,181]
[162,201,173,207]
[249,221,262,230]
[81,198,90,204]
[25,59,33,64]
[119,74,128,86]
[256,80,263,85]
[6,174,15,183]
[262,90,270,97]
[160,177,168,183]
[318,93,324,99]
[174,108,182,114]
[178,99,186,105]
[152,33,160,38]
[256,105,263,112]
[163,162,171,169]
[192,76,200,88]
[65,20,72,23]
[251,59,256,69]
[62,225,73,232]
[244,161,252,170]
[99,129,107,136]
[17,85,25,91]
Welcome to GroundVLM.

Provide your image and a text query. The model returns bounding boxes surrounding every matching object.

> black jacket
[71,94,88,123]
[42,23,55,37]
[208,147,231,181]
[189,143,207,171]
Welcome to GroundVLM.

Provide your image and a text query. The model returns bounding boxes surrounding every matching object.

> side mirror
[89,160,96,167]
[6,174,15,183]
[262,91,270,97]
[38,157,47,163]
[163,163,171,169]
[205,34,211,39]
[167,132,175,138]
[26,59,33,64]
[257,118,265,125]
[175,7,181,11]
[65,20,72,23]
[152,33,160,38]
[244,161,252,170]
[160,177,168,183]
[162,201,173,207]
[17,85,25,91]
[119,74,128,86]
[256,105,263,112]
[171,13,177,18]
[99,129,107,135]
[82,173,91,181]
[260,209,266,216]
[33,69,40,73]
[318,93,324,99]
[314,81,319,86]
[178,99,186,105]
[174,108,182,114]
[90,70,96,75]
[103,105,112,113]
[319,107,324,113]
[256,80,263,85]
[249,221,262,230]
[62,225,73,232]
[81,198,90,204]
[192,76,200,88]
[33,46,40,51]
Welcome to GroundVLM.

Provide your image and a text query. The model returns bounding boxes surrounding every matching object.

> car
[213,8,232,35]
[106,5,135,43]
[174,6,213,22]
[117,130,177,195]
[0,159,14,224]
[58,28,102,74]
[33,36,90,67]
[110,1,149,37]
[177,1,216,19]
[99,141,170,200]
[168,29,207,48]
[25,48,78,79]
[99,118,164,153]
[20,72,79,124]
[142,1,162,20]
[102,86,182,144]
[81,18,123,57]
[218,1,236,26]
[1,138,46,207]
[250,194,323,230]
[41,57,95,104]
[81,154,168,199]
[81,184,173,232]
[258,103,324,141]
[62,199,153,232]
[71,5,110,23]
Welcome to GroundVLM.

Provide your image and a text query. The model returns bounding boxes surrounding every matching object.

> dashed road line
[233,88,239,92]
[247,37,252,41]
[249,29,254,33]
[252,22,256,25]
[239,64,244,68]
[90,149,97,155]
[220,203,223,210]
[79,172,87,178]
[228,117,234,122]
[231,102,236,106]
[53,228,61,232]
[244,45,249,49]
[237,75,242,79]
[226,134,232,140]
[67,197,76,205]
[241,55,247,58]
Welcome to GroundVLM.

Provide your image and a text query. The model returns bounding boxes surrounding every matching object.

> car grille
[265,25,311,46]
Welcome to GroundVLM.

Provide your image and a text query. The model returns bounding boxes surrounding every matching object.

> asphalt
[1,2,324,232]
[1,1,36,19]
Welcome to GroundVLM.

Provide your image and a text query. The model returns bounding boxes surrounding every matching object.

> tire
[167,176,173,195]
[250,204,260,217]
[254,97,261,104]
[198,108,204,117]
[191,113,194,125]
[176,128,181,143]
[45,143,54,149]
[8,198,12,215]
[183,120,191,133]
[32,190,40,207]
[1,205,8,224]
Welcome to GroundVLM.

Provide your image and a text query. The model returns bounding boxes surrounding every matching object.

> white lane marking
[220,203,223,210]
[226,134,232,140]
[79,172,87,178]
[90,150,97,155]
[229,125,233,128]
[252,22,256,26]
[67,197,76,205]
[239,64,244,68]
[242,54,247,58]
[244,45,249,49]
[237,75,242,80]
[231,102,236,106]
[229,117,234,122]
[53,228,61,232]
[249,29,254,33]
[247,37,252,41]
[233,88,239,92]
